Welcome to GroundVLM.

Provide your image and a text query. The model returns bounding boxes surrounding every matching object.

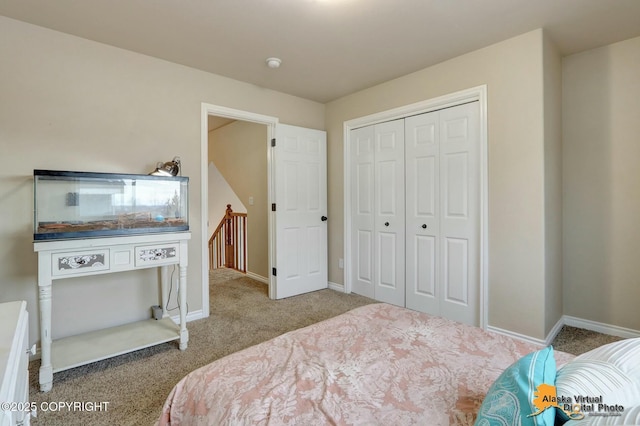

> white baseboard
[170,309,204,324]
[486,326,547,346]
[489,315,640,347]
[246,272,269,284]
[545,317,565,346]
[562,315,640,339]
[328,281,345,292]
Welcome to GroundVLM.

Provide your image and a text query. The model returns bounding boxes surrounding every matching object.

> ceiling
[1,0,639,103]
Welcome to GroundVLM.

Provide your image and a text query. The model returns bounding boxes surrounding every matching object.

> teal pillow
[475,346,557,426]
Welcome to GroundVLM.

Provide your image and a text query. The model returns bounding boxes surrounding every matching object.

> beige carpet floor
[27,269,623,426]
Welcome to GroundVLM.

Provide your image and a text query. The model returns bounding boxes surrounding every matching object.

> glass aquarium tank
[34,169,189,240]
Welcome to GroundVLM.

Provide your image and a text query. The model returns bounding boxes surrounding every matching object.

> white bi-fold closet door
[350,101,480,326]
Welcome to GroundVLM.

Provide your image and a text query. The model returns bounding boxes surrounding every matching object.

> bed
[157,303,594,425]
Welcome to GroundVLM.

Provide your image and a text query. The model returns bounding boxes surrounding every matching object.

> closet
[349,101,480,326]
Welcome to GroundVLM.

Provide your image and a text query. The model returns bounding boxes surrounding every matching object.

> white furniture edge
[0,301,31,426]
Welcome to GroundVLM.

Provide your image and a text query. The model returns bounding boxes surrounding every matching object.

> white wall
[562,35,640,331]
[0,16,324,347]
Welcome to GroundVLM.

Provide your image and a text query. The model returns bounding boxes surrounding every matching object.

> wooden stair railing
[209,204,247,273]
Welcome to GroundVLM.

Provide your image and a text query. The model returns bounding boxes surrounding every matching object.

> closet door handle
[422,224,427,229]
[384,222,389,227]
[321,216,328,221]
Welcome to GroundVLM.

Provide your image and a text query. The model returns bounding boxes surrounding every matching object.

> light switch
[249,196,254,205]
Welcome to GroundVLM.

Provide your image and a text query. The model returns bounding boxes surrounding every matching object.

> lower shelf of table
[51,317,180,373]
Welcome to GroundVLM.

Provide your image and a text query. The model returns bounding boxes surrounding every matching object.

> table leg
[178,264,188,350]
[38,284,53,392]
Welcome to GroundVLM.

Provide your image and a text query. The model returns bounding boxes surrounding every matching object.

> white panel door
[274,124,328,299]
[374,119,405,307]
[405,111,440,314]
[439,102,479,325]
[350,125,375,298]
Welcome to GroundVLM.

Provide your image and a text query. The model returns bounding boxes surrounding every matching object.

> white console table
[33,232,190,392]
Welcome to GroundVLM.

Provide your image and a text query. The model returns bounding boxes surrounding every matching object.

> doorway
[208,117,268,279]
[200,105,329,316]
[200,104,278,318]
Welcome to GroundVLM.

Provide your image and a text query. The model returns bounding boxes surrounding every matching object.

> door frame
[342,85,489,329]
[200,103,279,317]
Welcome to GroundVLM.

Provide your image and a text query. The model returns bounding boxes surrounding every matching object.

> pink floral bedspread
[158,303,574,426]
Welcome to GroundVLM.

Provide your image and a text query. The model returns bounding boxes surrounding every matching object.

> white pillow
[564,405,640,425]
[556,338,640,411]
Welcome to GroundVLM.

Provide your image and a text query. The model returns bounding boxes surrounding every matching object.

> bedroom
[1,0,639,424]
